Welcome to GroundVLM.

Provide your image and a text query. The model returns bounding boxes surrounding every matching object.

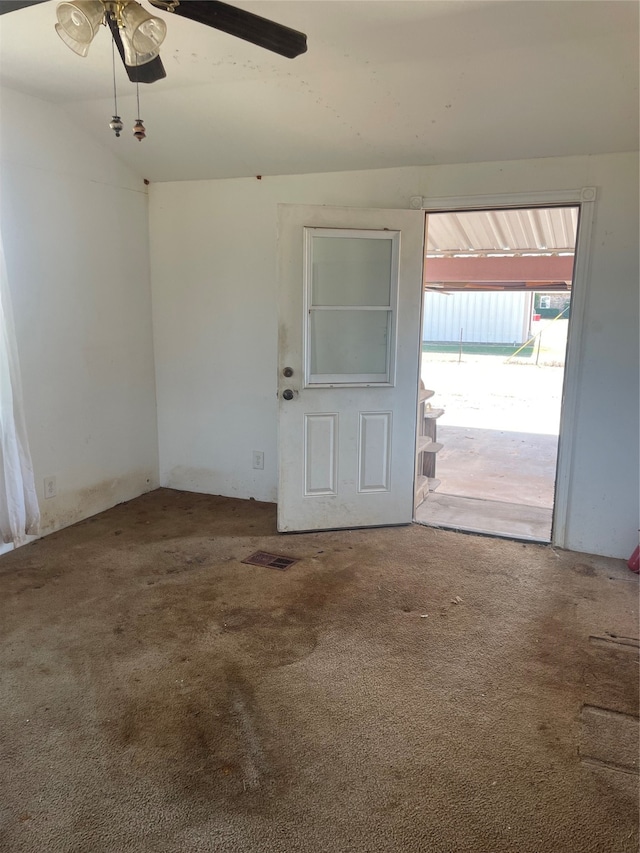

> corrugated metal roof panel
[427,207,578,256]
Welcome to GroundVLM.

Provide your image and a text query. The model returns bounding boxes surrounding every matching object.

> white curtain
[0,230,39,545]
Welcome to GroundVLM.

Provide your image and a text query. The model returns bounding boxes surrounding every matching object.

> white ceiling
[0,1,638,182]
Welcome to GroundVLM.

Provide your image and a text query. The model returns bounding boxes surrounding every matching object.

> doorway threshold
[415,492,552,543]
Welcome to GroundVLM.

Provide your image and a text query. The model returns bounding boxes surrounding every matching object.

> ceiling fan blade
[0,0,49,14]
[166,1,307,59]
[107,14,166,84]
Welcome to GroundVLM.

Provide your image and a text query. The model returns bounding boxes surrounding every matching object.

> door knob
[282,389,294,401]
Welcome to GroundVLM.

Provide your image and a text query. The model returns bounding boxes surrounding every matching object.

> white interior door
[277,204,425,532]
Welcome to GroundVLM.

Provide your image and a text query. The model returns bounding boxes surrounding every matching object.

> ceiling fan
[0,1,308,85]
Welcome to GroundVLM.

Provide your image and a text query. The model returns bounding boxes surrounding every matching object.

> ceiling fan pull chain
[109,30,123,138]
[133,74,146,141]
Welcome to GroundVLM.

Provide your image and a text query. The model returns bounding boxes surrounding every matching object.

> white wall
[149,152,639,559]
[0,87,159,538]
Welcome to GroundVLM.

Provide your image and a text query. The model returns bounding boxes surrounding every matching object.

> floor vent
[579,704,640,776]
[242,551,298,571]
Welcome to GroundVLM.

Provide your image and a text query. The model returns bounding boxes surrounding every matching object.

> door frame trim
[414,188,597,548]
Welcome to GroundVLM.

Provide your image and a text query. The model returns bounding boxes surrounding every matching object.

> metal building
[422,291,532,345]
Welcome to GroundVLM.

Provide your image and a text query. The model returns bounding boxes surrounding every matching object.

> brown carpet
[1,488,638,853]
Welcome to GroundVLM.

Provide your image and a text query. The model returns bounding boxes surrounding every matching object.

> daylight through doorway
[414,206,579,542]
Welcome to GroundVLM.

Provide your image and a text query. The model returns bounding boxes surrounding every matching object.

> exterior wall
[0,87,159,541]
[422,291,530,344]
[148,151,638,559]
[535,293,572,319]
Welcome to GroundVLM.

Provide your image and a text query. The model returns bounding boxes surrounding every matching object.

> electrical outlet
[43,476,57,499]
[252,451,264,470]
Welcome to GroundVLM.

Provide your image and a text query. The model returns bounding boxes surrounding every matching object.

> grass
[422,342,535,357]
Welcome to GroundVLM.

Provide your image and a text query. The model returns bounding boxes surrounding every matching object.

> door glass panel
[305,228,399,385]
[312,237,392,306]
[310,310,390,376]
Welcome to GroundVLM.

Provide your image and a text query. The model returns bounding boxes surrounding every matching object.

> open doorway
[414,206,579,542]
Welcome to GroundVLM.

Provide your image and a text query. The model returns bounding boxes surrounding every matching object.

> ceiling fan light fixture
[54,22,91,56]
[118,27,160,67]
[120,1,166,59]
[55,0,104,54]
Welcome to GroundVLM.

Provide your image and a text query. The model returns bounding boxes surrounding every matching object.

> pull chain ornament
[110,115,123,137]
[133,118,146,141]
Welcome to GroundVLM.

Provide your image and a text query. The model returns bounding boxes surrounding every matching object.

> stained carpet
[1,489,638,853]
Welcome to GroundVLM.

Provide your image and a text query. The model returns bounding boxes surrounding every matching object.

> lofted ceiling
[0,1,638,182]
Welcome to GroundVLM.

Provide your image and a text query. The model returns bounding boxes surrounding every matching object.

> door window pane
[311,237,392,306]
[310,310,390,377]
